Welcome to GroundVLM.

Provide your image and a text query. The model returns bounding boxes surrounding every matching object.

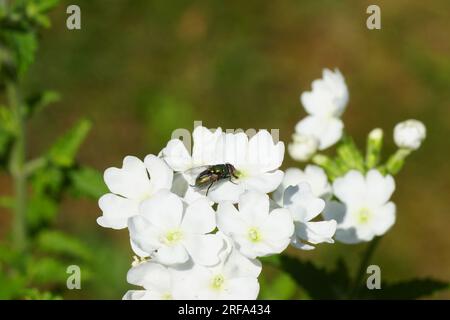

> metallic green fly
[187,163,239,195]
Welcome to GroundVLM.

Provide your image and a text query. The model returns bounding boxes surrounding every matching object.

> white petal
[365,170,395,206]
[222,248,262,279]
[238,191,270,226]
[104,156,151,199]
[128,216,162,254]
[127,262,171,292]
[247,130,284,173]
[139,191,183,231]
[295,116,343,150]
[241,170,284,194]
[283,183,325,222]
[122,290,155,300]
[162,139,192,172]
[97,193,139,229]
[181,198,216,234]
[333,170,366,205]
[322,200,347,225]
[144,154,173,191]
[183,234,223,266]
[207,180,244,203]
[216,132,248,167]
[260,208,294,242]
[222,277,260,300]
[192,126,223,166]
[295,220,337,245]
[217,201,248,236]
[372,202,396,236]
[154,244,189,265]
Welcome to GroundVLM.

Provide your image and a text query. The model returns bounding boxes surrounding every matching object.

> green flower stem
[349,237,381,299]
[385,148,411,175]
[7,81,28,251]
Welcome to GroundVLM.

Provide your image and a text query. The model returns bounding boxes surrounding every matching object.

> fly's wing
[182,165,211,186]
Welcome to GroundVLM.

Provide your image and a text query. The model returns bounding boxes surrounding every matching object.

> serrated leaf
[68,166,107,199]
[362,278,449,299]
[272,255,351,299]
[36,230,93,262]
[48,119,92,167]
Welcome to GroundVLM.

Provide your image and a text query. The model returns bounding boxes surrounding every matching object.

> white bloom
[282,182,336,250]
[273,165,332,206]
[128,191,223,265]
[217,190,294,259]
[123,261,193,300]
[393,119,426,150]
[295,68,349,150]
[295,113,344,150]
[97,155,173,229]
[301,68,349,118]
[188,240,262,300]
[162,126,285,203]
[288,133,318,162]
[323,169,396,244]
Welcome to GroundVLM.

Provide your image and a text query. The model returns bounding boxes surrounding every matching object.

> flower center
[163,229,183,245]
[161,293,173,300]
[356,207,372,225]
[210,274,225,291]
[247,227,262,243]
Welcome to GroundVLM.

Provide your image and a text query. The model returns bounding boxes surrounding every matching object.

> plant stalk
[7,81,27,251]
[349,236,381,299]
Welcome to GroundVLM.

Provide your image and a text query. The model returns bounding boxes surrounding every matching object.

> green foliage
[36,230,93,262]
[68,166,108,199]
[265,254,449,300]
[48,119,92,168]
[0,0,102,300]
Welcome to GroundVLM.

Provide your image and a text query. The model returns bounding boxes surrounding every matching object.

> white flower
[217,190,294,259]
[273,165,332,206]
[97,155,173,230]
[301,68,349,118]
[295,68,349,150]
[128,191,223,265]
[323,169,396,244]
[188,239,262,300]
[288,133,318,162]
[162,126,285,203]
[282,182,336,250]
[123,261,193,300]
[394,119,426,150]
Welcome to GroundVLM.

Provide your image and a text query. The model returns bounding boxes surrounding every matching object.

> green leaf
[36,230,93,262]
[3,31,38,77]
[22,288,62,300]
[27,257,69,285]
[68,166,107,199]
[30,165,64,195]
[271,255,351,299]
[26,194,58,230]
[259,272,298,300]
[363,278,449,299]
[25,90,60,118]
[0,264,27,299]
[48,119,92,167]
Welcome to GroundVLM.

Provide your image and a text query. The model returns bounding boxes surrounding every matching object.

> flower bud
[393,119,426,150]
[288,133,318,161]
[366,128,383,168]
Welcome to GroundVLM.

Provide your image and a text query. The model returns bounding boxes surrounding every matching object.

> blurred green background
[1,0,449,299]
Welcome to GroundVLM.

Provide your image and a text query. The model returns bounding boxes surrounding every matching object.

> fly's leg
[206,181,215,196]
[229,177,238,185]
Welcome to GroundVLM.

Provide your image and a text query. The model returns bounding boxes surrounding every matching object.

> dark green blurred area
[1,0,449,299]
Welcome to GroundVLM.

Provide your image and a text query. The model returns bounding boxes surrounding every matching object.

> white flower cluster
[97,126,337,300]
[287,68,426,245]
[289,68,349,161]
